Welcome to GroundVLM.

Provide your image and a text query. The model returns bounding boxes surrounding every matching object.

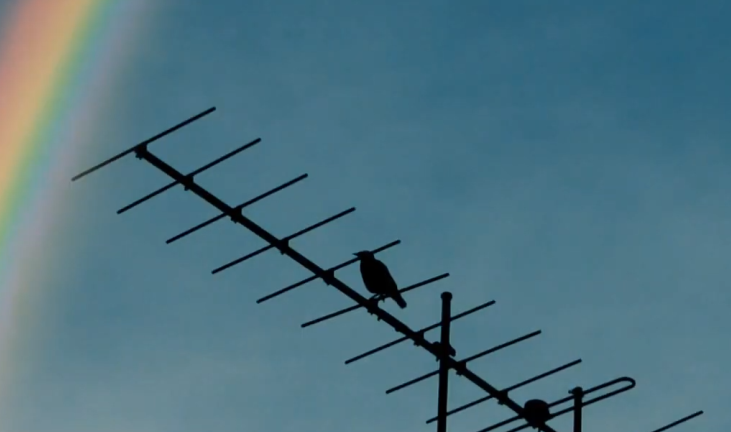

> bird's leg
[275,238,290,254]
[365,295,383,320]
[365,295,379,313]
[496,389,509,405]
[183,173,194,191]
[322,269,336,286]
[454,359,467,376]
[364,294,385,307]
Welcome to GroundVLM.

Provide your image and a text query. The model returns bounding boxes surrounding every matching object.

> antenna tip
[441,291,453,300]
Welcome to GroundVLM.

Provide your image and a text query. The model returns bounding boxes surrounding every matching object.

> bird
[354,250,407,309]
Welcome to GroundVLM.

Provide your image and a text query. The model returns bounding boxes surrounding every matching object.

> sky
[0,1,730,432]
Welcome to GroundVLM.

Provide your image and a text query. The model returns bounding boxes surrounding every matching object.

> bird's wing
[360,261,382,294]
[374,260,398,292]
[373,260,390,276]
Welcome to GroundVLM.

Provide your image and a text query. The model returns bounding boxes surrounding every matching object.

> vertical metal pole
[570,386,584,432]
[437,291,453,432]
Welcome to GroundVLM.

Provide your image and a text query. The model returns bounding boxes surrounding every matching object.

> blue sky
[1,1,730,432]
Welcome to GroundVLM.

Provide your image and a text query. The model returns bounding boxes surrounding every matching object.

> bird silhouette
[354,251,407,309]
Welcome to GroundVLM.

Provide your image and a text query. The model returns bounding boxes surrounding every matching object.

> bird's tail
[393,292,407,309]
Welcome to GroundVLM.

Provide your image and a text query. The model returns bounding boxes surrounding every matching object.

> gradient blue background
[1,1,729,432]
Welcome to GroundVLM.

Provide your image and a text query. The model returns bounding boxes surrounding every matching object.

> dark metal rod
[425,359,582,424]
[571,387,584,432]
[117,138,262,214]
[165,173,308,244]
[131,147,559,432]
[476,377,636,432]
[647,411,703,432]
[212,207,356,274]
[437,292,453,432]
[183,138,261,179]
[302,273,451,329]
[71,107,215,182]
[117,182,178,214]
[344,299,495,364]
[255,240,400,304]
[386,330,542,395]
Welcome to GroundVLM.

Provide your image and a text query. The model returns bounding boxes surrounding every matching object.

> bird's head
[353,250,374,259]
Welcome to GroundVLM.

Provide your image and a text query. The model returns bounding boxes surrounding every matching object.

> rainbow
[0,0,152,392]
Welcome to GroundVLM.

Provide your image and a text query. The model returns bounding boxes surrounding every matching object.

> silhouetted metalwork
[301,272,451,328]
[385,330,542,394]
[475,377,636,432]
[437,291,455,432]
[344,299,495,364]
[524,399,551,430]
[436,292,453,432]
[257,240,400,304]
[425,359,582,424]
[71,109,559,432]
[71,107,216,182]
[71,107,707,432]
[166,173,308,244]
[648,412,704,432]
[570,387,583,432]
[212,207,356,274]
[117,137,262,214]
